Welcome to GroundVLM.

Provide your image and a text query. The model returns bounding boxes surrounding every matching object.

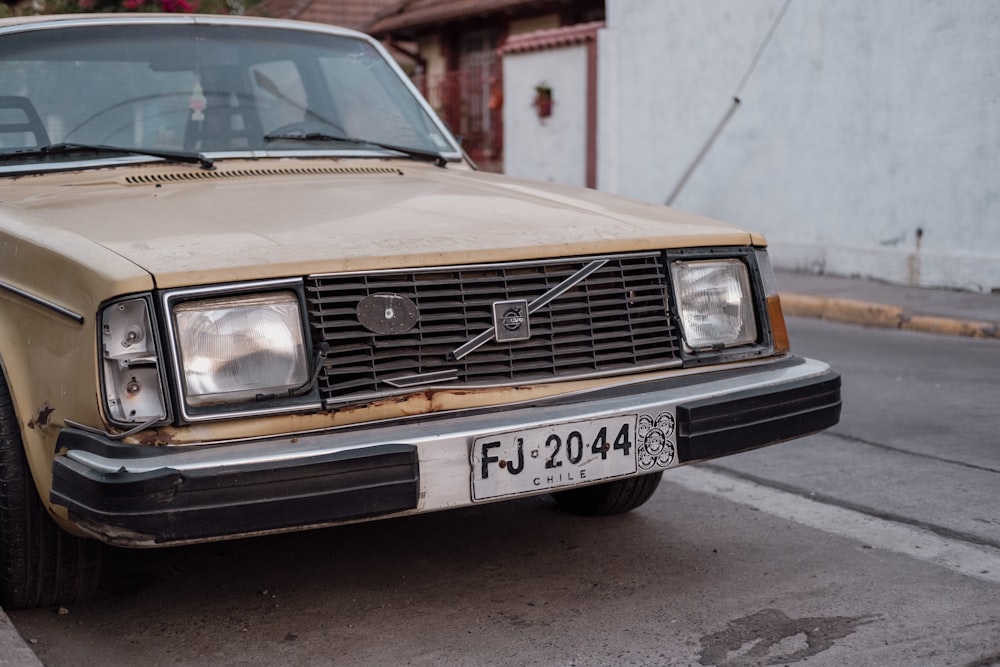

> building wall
[598,0,1000,292]
[503,45,589,187]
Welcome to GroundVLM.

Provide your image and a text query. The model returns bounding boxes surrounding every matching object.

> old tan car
[0,14,840,609]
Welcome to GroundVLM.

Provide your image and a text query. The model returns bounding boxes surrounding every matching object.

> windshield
[0,21,459,171]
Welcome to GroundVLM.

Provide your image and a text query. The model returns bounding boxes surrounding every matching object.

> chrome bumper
[52,356,840,546]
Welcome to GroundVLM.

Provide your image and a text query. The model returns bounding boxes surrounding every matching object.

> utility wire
[666,0,792,206]
[735,0,792,99]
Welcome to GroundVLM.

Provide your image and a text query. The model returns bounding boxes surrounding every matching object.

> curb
[780,293,1000,340]
[0,607,42,667]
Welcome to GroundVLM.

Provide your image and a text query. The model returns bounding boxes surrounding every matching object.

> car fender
[1,200,153,527]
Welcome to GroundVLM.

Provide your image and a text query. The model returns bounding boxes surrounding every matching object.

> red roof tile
[368,0,552,35]
[497,20,603,54]
[259,0,397,31]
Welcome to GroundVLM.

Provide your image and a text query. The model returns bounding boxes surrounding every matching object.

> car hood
[3,159,758,288]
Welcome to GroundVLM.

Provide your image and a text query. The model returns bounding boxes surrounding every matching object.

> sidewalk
[0,611,40,667]
[777,270,1000,339]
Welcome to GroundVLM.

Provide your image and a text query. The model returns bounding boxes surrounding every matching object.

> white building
[503,1,1000,292]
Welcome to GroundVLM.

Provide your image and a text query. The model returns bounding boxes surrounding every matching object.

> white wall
[599,0,1000,292]
[503,45,589,187]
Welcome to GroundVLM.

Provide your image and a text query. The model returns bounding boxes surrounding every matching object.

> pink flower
[78,0,94,8]
[123,0,143,9]
[160,0,197,12]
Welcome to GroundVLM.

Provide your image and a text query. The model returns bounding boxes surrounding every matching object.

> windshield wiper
[0,143,215,170]
[263,132,448,168]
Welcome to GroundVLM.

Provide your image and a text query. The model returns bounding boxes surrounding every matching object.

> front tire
[0,372,102,610]
[551,472,663,516]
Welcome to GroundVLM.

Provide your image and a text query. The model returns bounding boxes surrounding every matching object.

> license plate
[471,415,638,501]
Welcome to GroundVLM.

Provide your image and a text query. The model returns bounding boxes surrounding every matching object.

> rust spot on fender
[27,402,55,430]
[130,428,178,446]
[325,381,620,424]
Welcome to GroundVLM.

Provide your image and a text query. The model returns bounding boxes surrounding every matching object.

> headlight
[173,291,308,406]
[671,259,758,350]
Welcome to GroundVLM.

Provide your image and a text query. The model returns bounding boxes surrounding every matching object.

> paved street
[7,317,999,666]
[713,317,1000,551]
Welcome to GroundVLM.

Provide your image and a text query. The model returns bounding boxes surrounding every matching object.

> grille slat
[306,253,681,402]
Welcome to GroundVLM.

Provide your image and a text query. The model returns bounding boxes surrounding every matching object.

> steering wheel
[63,92,193,145]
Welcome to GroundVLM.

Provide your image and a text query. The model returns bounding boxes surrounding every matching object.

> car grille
[304,252,682,404]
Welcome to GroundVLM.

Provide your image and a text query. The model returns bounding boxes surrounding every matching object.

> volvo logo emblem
[501,306,525,331]
[450,259,607,361]
[493,299,530,342]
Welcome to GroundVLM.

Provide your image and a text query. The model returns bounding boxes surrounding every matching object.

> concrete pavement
[0,611,41,667]
[2,269,998,666]
[777,269,1000,339]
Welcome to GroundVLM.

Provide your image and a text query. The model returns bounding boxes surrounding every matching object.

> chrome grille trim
[451,258,608,360]
[304,252,682,404]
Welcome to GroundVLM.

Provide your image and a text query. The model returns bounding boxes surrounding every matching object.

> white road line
[668,466,1000,585]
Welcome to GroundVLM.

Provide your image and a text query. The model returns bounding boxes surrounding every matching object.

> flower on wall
[533,84,553,120]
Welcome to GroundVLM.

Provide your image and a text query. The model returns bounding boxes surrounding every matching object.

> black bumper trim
[676,372,842,463]
[49,357,840,546]
[51,437,419,544]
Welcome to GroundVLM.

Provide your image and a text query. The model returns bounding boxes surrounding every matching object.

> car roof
[0,13,365,39]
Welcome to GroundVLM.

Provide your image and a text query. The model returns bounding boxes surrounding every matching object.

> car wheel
[0,371,102,610]
[551,471,663,516]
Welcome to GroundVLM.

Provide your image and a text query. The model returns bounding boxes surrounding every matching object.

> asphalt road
[8,318,1000,667]
[713,317,1000,551]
